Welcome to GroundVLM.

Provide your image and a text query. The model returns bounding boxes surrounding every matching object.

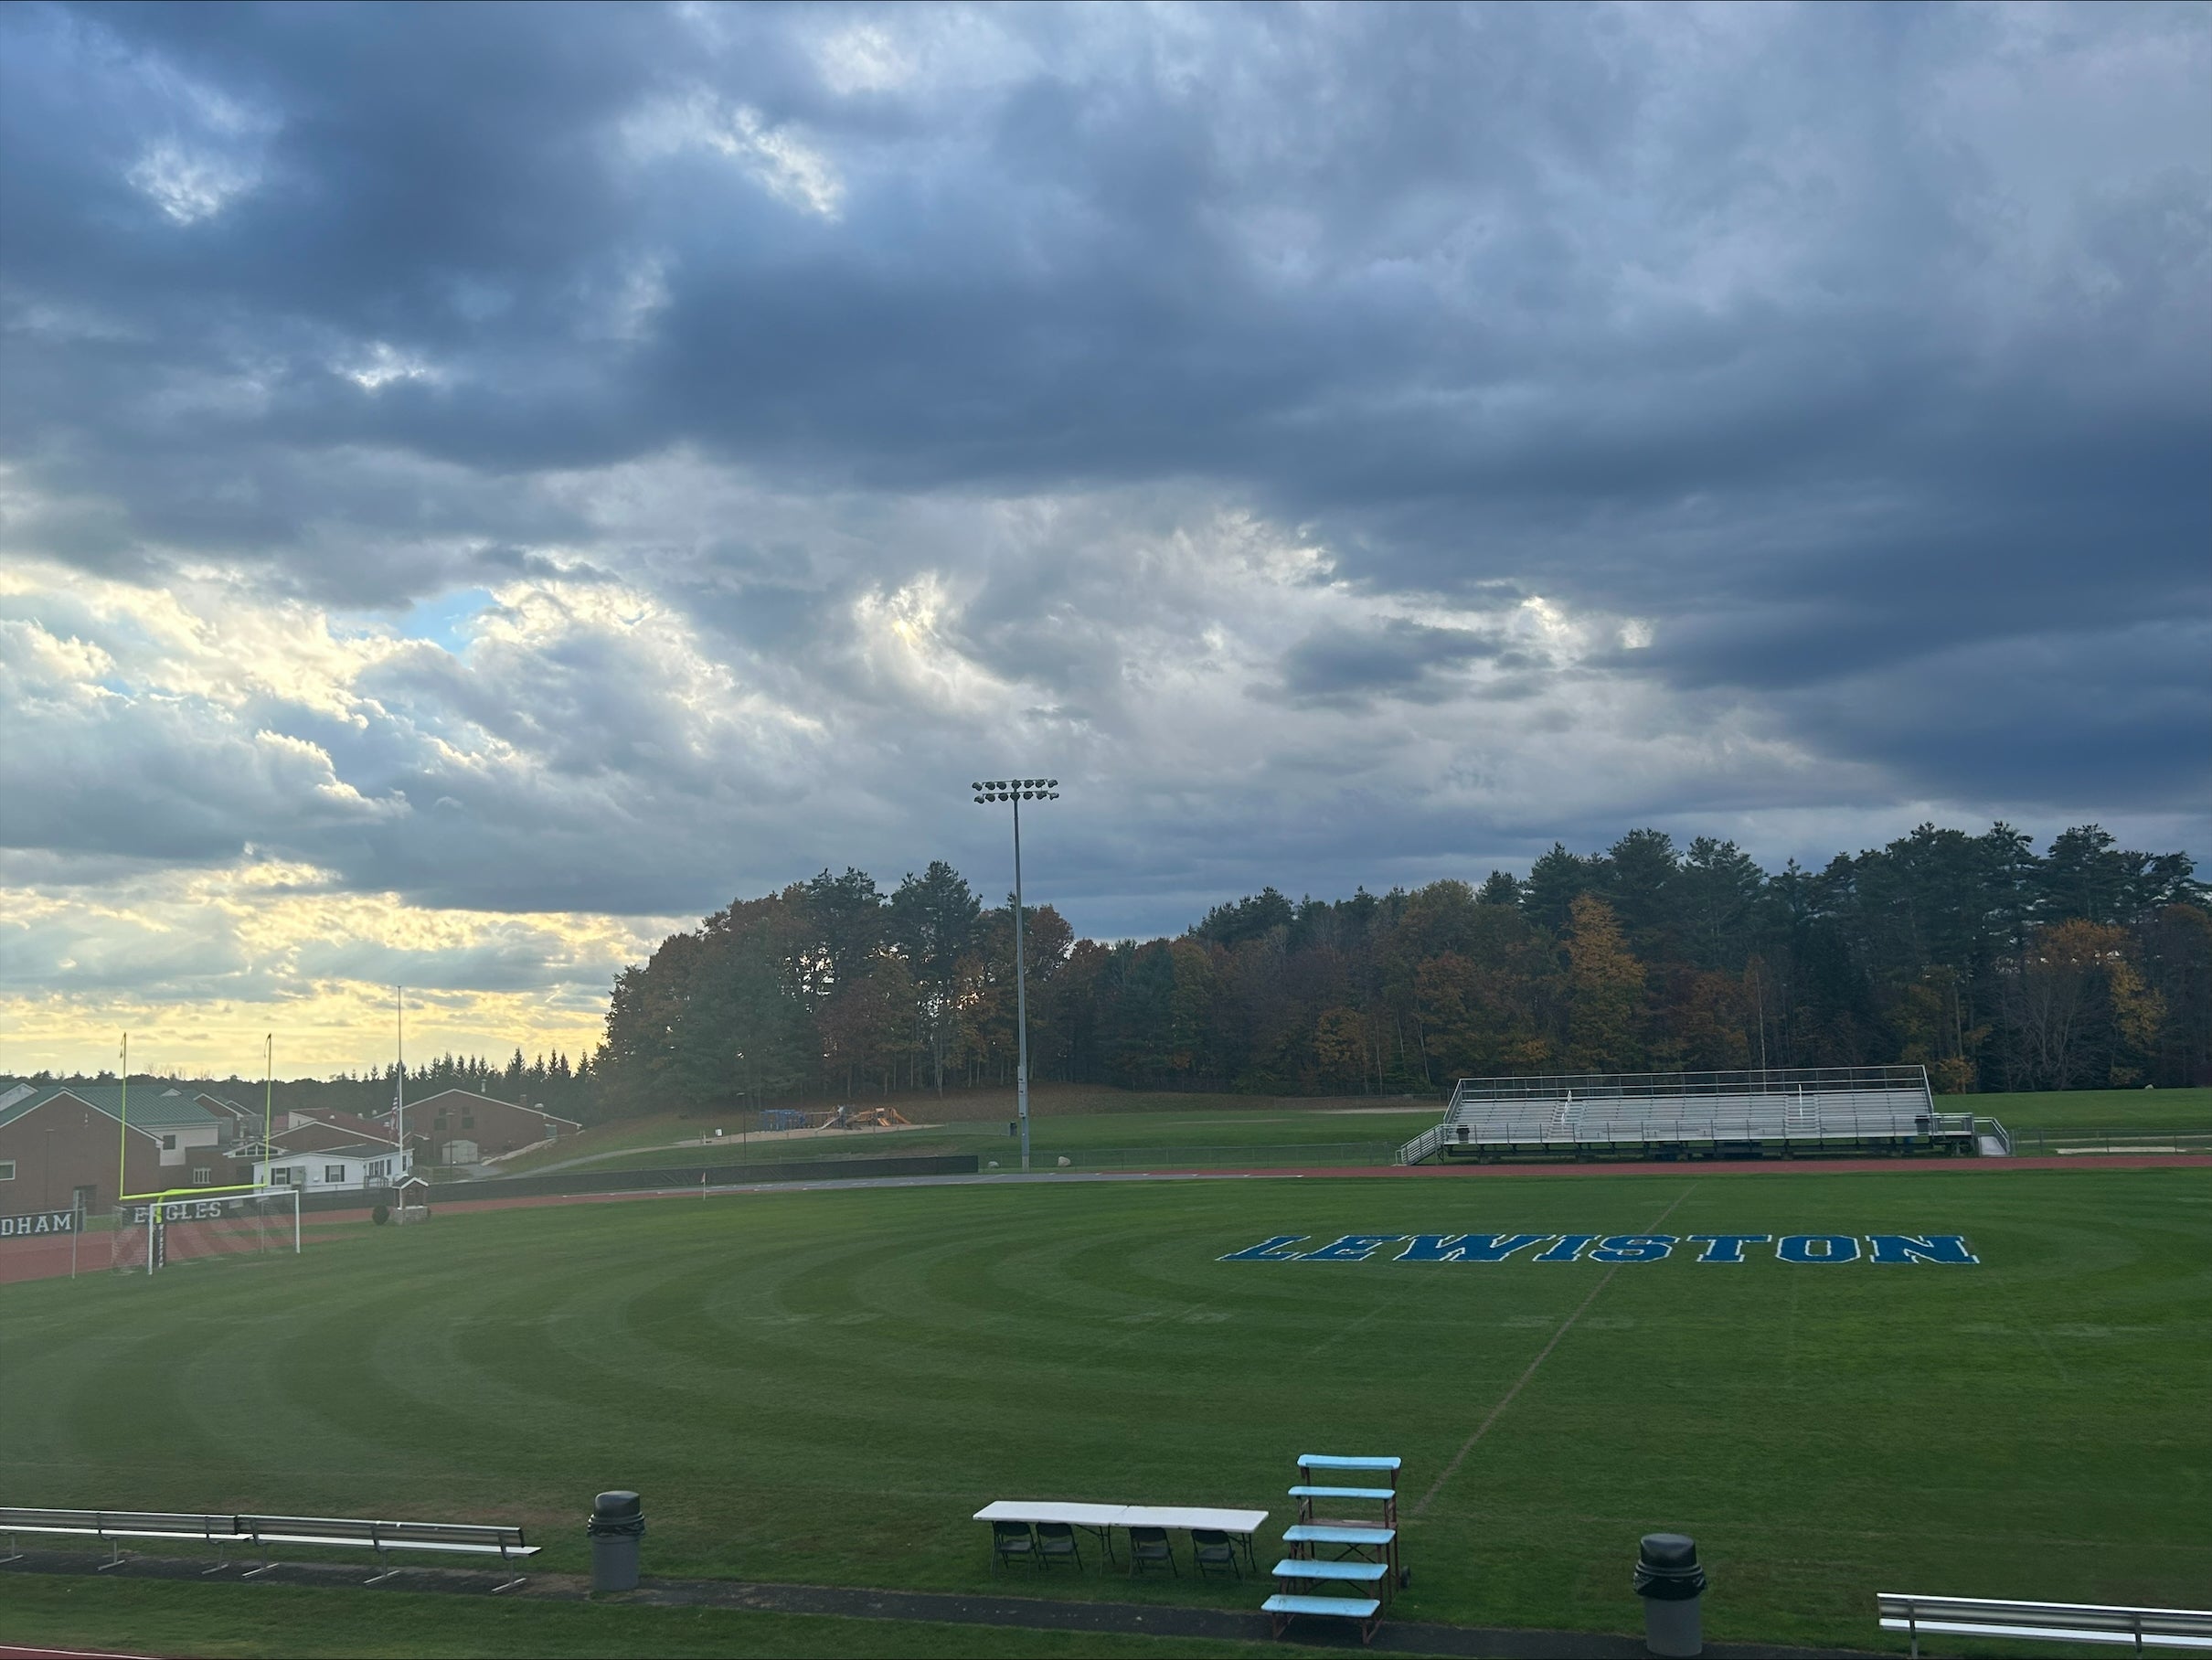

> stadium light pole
[971,778,1058,1174]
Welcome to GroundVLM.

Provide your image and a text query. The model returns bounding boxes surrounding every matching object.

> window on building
[161,1133,177,1150]
[324,1165,346,1184]
[0,1160,15,1181]
[368,1158,389,1178]
[461,1114,474,1128]
[191,1167,212,1186]
[435,1112,450,1129]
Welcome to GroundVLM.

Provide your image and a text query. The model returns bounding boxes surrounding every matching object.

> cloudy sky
[2,2,2207,1077]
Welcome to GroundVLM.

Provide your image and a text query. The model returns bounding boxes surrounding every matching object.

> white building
[254,1142,413,1193]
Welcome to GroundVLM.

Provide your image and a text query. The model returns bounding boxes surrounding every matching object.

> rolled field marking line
[0,1646,165,1659]
[1412,1184,1698,1518]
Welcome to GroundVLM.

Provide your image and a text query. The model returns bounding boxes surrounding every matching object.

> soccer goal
[112,1188,302,1276]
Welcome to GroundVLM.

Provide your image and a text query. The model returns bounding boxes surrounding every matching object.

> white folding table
[973,1500,1268,1569]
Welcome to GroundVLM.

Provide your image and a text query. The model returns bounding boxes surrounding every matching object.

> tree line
[20,822,2195,1119]
[589,822,2208,1114]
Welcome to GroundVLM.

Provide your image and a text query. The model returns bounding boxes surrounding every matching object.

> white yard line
[1412,1185,1698,1517]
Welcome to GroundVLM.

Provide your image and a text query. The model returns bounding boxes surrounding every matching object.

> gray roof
[0,1084,221,1135]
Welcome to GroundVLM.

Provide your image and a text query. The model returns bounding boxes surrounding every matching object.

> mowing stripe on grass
[1413,1185,1697,1517]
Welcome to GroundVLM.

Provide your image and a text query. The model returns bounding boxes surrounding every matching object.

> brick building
[0,1084,230,1214]
[403,1089,580,1165]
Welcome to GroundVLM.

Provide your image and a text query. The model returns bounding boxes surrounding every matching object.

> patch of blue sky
[392,588,496,653]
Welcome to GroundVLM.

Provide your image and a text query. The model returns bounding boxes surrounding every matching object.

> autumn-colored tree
[2002,919,2165,1090]
[1313,1007,1367,1090]
[573,823,2203,1122]
[1562,894,1645,1072]
[1648,966,1750,1072]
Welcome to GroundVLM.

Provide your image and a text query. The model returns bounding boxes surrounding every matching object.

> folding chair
[1128,1525,1177,1577]
[1034,1521,1082,1571]
[991,1519,1037,1571]
[1190,1527,1239,1580]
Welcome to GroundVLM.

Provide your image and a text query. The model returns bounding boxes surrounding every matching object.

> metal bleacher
[1398,1066,1977,1165]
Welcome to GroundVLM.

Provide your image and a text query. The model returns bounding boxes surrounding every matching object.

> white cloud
[623,92,845,218]
[815,23,914,95]
[127,139,259,225]
[337,342,442,392]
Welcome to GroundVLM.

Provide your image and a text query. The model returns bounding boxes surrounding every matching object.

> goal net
[112,1189,302,1276]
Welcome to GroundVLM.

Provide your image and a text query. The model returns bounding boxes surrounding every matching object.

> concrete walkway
[0,1551,1877,1657]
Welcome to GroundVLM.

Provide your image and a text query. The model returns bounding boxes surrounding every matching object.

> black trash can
[587,1490,645,1591]
[1633,1533,1706,1657]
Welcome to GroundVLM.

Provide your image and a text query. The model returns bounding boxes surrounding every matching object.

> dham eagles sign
[0,1208,80,1239]
[1220,1232,1977,1264]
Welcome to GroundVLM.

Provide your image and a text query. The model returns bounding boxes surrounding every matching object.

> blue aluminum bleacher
[1283,1523,1395,1553]
[1263,1592,1383,1644]
[1274,1448,1404,1638]
[1273,1558,1388,1583]
[1298,1454,1400,1474]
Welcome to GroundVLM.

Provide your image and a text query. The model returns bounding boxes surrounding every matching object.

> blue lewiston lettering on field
[1590,1234,1676,1262]
[1865,1234,1978,1264]
[1298,1234,1407,1261]
[1686,1233,1771,1263]
[1535,1234,1601,1262]
[1776,1234,1860,1264]
[1219,1230,1978,1264]
[1218,1235,1311,1261]
[1398,1233,1551,1262]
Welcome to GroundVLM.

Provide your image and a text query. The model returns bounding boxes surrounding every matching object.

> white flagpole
[117,1032,128,1207]
[395,985,407,1173]
[261,1033,273,1250]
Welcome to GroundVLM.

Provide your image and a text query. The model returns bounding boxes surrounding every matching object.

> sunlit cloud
[0,2,2203,1076]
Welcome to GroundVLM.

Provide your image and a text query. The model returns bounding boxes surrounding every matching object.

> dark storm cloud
[1274,620,1502,707]
[0,0,2206,935]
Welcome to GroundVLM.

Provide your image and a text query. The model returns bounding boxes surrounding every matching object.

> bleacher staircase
[1262,1453,1401,1645]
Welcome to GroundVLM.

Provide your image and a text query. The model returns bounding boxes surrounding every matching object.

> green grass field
[5,1158,2208,1655]
[493,1090,1436,1176]
[533,1109,1426,1177]
[503,1088,2212,1181]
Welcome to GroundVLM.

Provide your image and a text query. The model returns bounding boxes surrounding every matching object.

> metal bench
[240,1516,537,1584]
[0,1506,537,1588]
[1877,1591,2212,1655]
[1264,1591,1383,1645]
[0,1509,249,1572]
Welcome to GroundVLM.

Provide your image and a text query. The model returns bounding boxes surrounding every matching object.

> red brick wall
[414,1091,572,1160]
[0,1097,166,1214]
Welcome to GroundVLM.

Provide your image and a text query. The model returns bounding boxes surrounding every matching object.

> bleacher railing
[1447,1066,1930,1105]
[1397,1125,1451,1166]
